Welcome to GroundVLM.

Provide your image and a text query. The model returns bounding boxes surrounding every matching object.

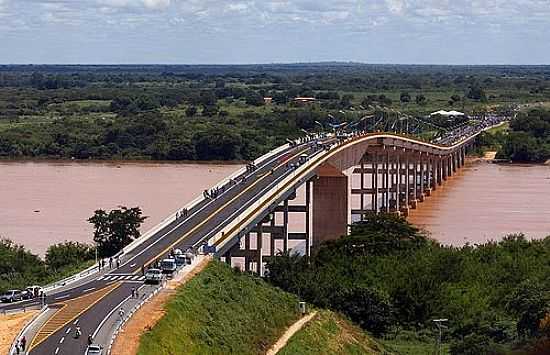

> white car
[86,344,103,355]
[144,268,163,284]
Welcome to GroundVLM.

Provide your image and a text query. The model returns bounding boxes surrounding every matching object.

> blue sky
[0,0,548,64]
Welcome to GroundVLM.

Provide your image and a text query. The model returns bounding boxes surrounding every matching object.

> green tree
[88,206,147,257]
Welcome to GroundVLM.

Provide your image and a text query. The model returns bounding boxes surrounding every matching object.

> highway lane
[23,139,323,354]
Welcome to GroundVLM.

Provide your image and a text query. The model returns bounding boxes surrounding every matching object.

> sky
[0,0,548,65]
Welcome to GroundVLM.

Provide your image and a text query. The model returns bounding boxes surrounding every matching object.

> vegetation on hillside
[497,109,550,162]
[266,213,550,354]
[279,310,388,355]
[138,261,302,355]
[1,64,548,161]
[0,239,94,293]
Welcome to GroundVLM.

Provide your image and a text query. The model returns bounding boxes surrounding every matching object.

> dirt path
[0,310,39,354]
[110,256,212,355]
[266,311,318,355]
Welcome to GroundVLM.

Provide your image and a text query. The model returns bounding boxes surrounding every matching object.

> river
[1,160,549,256]
[407,160,550,244]
[0,161,241,255]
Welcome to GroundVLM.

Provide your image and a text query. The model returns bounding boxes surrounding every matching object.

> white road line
[83,287,95,293]
[74,319,79,325]
[59,336,64,344]
[54,294,71,300]
[130,263,136,268]
[55,347,59,354]
[65,328,71,334]
[92,284,147,338]
[120,146,290,268]
[131,275,140,280]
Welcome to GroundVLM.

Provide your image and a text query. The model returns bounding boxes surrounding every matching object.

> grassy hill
[279,310,388,355]
[138,261,302,355]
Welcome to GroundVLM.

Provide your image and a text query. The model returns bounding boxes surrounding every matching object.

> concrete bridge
[2,117,507,355]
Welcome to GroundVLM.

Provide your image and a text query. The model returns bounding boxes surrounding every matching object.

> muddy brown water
[0,161,241,255]
[407,160,550,245]
[1,160,549,256]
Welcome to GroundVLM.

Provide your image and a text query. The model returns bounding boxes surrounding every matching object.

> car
[144,268,163,284]
[0,290,23,303]
[160,258,177,275]
[86,344,103,355]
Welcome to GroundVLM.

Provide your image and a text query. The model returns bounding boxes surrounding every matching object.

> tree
[415,94,427,106]
[88,207,147,257]
[467,86,488,102]
[400,92,411,104]
[185,106,197,117]
[45,242,94,272]
[245,91,265,106]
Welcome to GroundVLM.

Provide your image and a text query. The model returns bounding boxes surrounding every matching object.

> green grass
[486,121,510,134]
[279,310,389,355]
[137,261,302,355]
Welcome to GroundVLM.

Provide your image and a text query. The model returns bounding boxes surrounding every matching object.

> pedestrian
[118,308,125,322]
[116,257,120,268]
[141,265,145,276]
[131,287,135,299]
[109,257,113,269]
[88,334,93,345]
[15,340,20,355]
[20,336,26,351]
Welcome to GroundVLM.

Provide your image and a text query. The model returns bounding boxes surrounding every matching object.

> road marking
[73,319,79,325]
[130,263,136,267]
[65,328,71,334]
[55,295,71,300]
[59,336,64,344]
[29,283,121,351]
[121,145,301,271]
[83,287,95,293]
[55,347,59,354]
[137,148,309,272]
[92,284,147,338]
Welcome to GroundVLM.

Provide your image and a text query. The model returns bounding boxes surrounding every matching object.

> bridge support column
[411,156,419,208]
[313,163,348,246]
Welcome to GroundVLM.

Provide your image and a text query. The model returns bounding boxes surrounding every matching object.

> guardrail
[208,123,508,253]
[34,142,296,296]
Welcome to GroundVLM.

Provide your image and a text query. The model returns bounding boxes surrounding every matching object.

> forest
[266,214,550,354]
[1,64,549,161]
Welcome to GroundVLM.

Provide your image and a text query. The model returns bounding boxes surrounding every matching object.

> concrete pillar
[245,233,251,271]
[385,150,390,212]
[412,156,418,207]
[305,181,311,256]
[257,225,263,276]
[313,163,348,246]
[360,160,365,220]
[396,154,400,212]
[405,153,410,208]
[373,153,379,213]
[283,200,289,252]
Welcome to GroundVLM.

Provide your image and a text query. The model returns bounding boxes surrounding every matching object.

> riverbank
[0,161,241,255]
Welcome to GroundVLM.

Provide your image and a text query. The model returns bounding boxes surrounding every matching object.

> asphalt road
[3,118,507,355]
[6,138,323,355]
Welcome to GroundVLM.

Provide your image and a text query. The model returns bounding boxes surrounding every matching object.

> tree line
[265,213,550,354]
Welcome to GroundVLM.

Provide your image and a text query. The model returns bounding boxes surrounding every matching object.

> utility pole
[433,319,448,355]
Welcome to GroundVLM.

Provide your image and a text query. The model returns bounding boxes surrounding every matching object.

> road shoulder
[110,256,212,355]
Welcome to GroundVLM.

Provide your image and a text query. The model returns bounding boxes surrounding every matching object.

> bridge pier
[312,163,348,246]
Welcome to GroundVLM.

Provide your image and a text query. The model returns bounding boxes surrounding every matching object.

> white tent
[430,110,465,117]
